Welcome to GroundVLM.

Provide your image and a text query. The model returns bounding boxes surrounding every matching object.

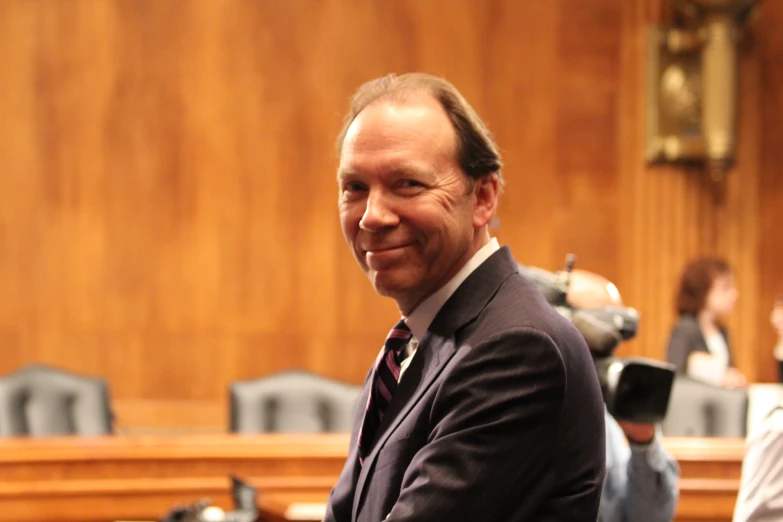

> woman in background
[666,256,747,388]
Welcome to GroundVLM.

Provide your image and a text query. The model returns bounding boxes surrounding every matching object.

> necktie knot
[384,319,413,364]
[385,319,412,358]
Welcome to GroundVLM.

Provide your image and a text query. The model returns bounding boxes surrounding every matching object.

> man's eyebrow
[388,166,418,176]
[390,165,435,180]
[336,165,433,182]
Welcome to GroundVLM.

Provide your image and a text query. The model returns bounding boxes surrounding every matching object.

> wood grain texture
[614,0,782,387]
[0,0,781,430]
[0,434,743,522]
[756,3,783,383]
[0,433,347,521]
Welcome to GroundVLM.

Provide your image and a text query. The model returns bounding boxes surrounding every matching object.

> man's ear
[472,173,500,228]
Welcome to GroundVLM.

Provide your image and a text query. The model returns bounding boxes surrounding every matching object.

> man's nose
[359,190,399,231]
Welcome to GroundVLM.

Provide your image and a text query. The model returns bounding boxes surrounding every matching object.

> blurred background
[0,0,781,435]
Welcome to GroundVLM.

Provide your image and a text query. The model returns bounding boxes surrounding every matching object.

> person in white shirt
[733,300,783,521]
[734,404,783,521]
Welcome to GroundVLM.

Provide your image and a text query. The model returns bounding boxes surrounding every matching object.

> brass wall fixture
[646,0,759,181]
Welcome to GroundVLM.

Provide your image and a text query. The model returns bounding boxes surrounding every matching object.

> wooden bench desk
[0,434,744,522]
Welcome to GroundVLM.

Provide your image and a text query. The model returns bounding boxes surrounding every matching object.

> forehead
[338,94,458,173]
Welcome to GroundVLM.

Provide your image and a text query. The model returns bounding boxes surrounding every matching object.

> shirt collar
[404,237,500,341]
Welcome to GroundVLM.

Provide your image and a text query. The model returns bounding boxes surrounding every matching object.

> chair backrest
[229,371,362,434]
[0,364,113,437]
[661,375,748,437]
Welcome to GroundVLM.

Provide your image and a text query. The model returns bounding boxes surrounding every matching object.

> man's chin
[371,281,407,299]
[368,271,430,315]
[369,272,413,300]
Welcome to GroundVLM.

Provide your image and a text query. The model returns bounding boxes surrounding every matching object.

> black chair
[229,371,362,434]
[0,364,113,437]
[661,375,748,437]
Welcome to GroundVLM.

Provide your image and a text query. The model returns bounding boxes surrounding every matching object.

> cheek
[339,209,360,239]
[714,292,735,311]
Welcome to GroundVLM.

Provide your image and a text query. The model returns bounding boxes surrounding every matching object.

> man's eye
[399,180,423,189]
[343,182,366,193]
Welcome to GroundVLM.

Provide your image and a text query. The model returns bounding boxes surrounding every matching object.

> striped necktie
[357,318,412,463]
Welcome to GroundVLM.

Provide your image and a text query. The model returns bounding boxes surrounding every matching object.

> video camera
[518,256,675,424]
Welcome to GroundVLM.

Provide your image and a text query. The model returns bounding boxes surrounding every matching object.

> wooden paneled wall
[757,4,783,382]
[0,0,781,428]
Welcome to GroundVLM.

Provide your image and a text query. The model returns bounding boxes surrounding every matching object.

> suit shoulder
[494,273,571,323]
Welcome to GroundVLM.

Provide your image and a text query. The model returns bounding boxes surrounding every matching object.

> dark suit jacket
[665,314,733,374]
[323,247,606,522]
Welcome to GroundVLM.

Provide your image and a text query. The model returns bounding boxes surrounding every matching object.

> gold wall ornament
[646,0,760,181]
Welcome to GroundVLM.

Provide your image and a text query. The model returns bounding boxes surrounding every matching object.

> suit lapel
[352,331,457,521]
[350,247,520,521]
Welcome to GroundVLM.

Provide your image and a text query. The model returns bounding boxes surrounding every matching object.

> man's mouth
[363,242,413,254]
[363,242,414,267]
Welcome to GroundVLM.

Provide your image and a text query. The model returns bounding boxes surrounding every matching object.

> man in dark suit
[326,73,605,522]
